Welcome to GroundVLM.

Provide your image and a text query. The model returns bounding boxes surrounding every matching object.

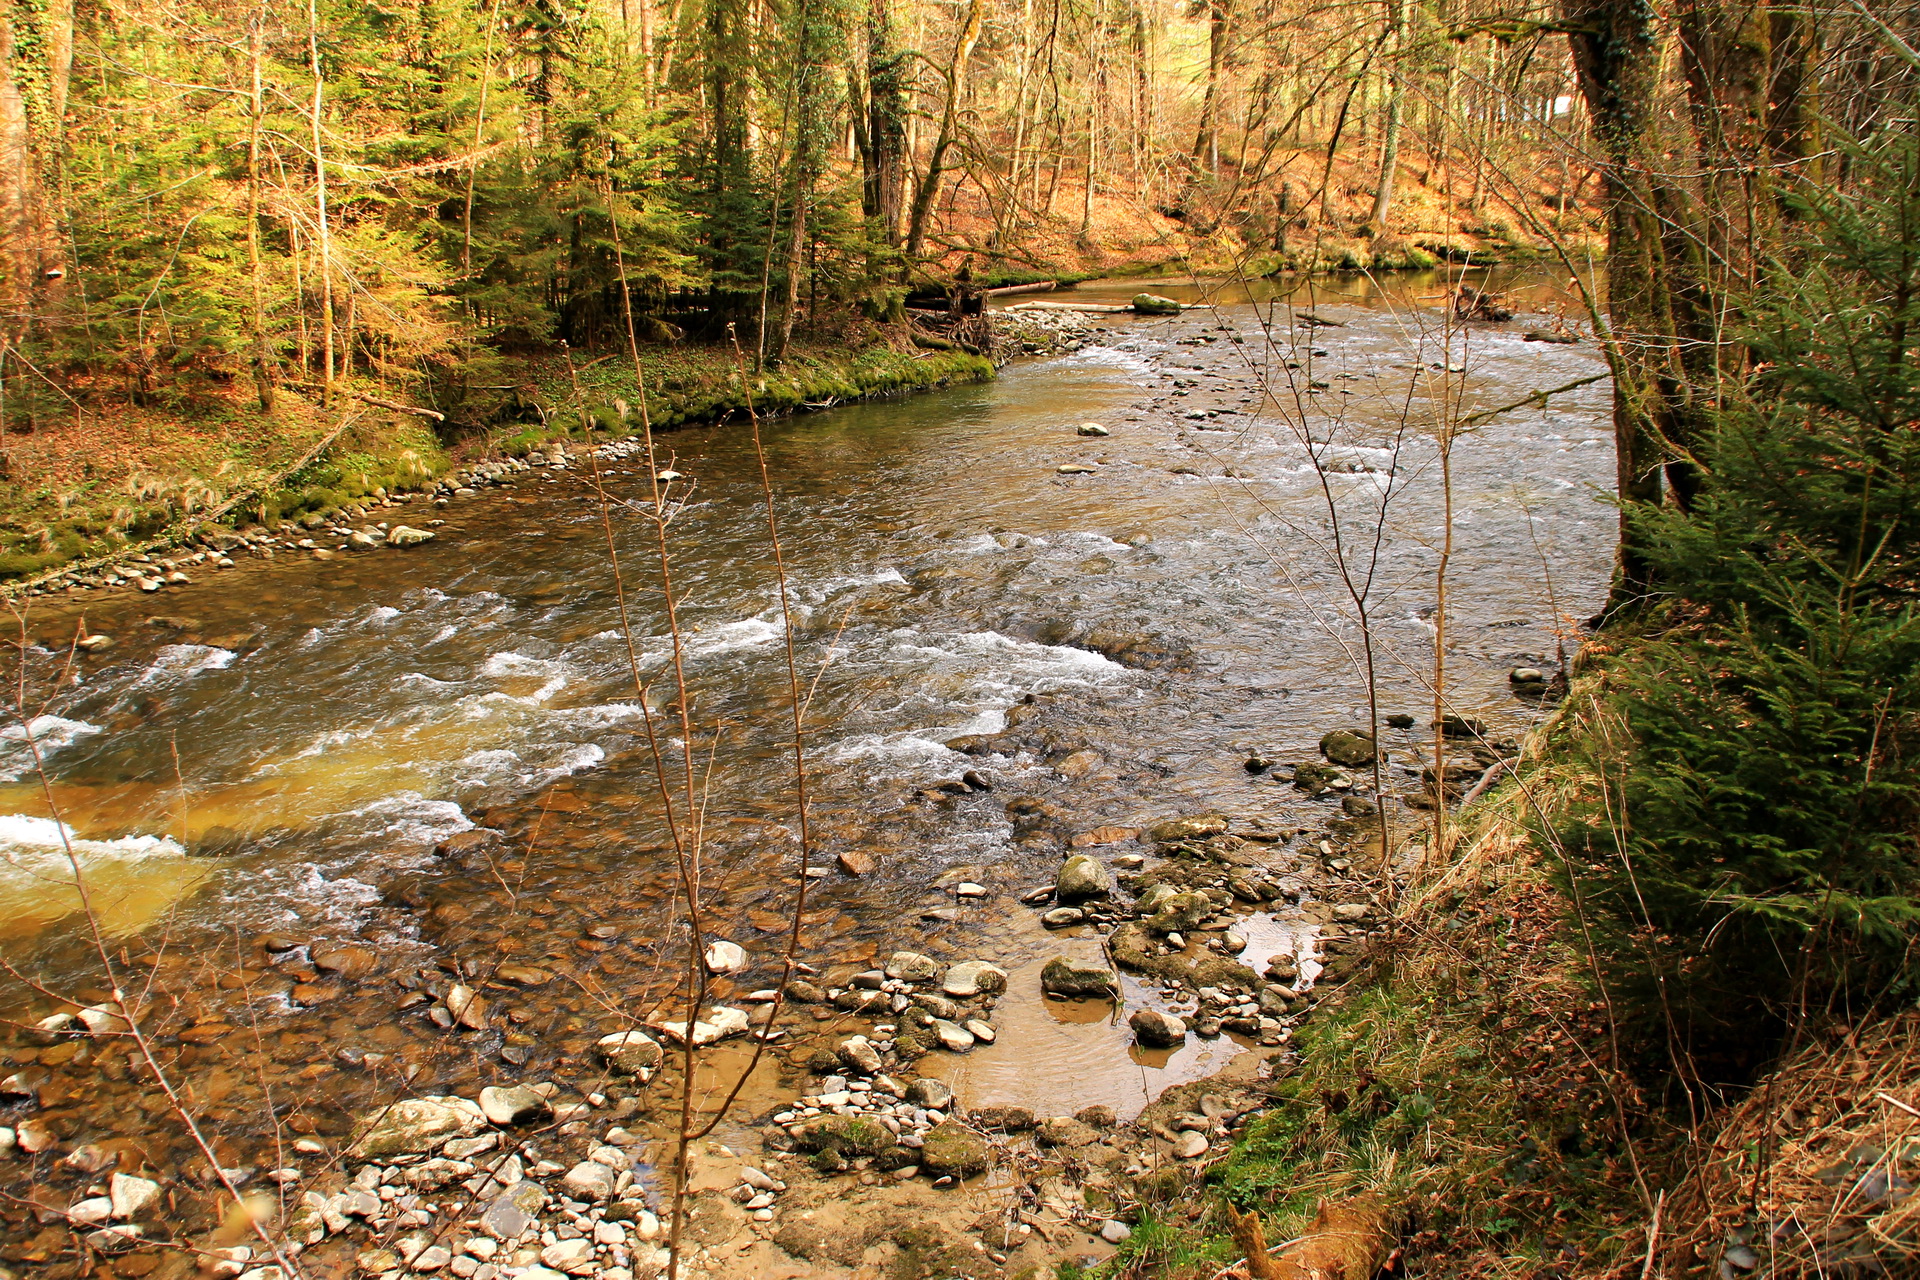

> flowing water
[0,269,1613,1165]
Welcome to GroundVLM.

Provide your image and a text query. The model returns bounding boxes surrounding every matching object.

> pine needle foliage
[1554,130,1920,1073]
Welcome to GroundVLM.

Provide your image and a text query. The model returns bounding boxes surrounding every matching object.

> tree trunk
[1192,0,1231,172]
[904,0,982,265]
[1367,0,1407,233]
[247,10,274,411]
[861,0,907,247]
[1562,0,1680,601]
[0,0,73,349]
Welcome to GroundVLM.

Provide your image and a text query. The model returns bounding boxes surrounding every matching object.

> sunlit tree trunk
[0,0,72,349]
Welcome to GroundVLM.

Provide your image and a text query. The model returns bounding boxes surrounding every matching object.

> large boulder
[350,1097,485,1159]
[1040,956,1118,999]
[1055,855,1113,903]
[1131,294,1184,316]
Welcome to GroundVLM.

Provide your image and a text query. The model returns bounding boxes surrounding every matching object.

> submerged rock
[1146,814,1229,843]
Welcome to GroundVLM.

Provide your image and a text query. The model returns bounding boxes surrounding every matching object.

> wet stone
[1040,956,1118,999]
[941,960,1007,997]
[478,1086,550,1126]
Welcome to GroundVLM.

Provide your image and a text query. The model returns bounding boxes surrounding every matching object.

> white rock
[932,1019,976,1052]
[702,940,747,973]
[110,1173,161,1219]
[539,1239,595,1274]
[67,1197,113,1225]
[1172,1130,1209,1159]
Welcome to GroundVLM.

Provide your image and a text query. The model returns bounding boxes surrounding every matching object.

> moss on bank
[0,342,992,589]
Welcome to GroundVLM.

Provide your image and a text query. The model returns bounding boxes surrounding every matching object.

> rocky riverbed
[0,270,1612,1278]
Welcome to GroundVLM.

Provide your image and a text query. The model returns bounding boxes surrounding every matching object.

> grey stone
[109,1173,160,1220]
[559,1161,618,1202]
[352,1097,485,1158]
[885,951,940,982]
[1056,855,1114,903]
[478,1086,550,1127]
[941,961,1007,998]
[480,1180,545,1240]
[1040,956,1118,999]
[905,1078,953,1109]
[594,1030,663,1074]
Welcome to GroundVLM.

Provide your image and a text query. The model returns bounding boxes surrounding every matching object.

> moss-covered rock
[918,1123,992,1178]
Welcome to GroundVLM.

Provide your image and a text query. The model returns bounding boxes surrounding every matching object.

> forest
[0,0,1918,1278]
[0,0,1623,576]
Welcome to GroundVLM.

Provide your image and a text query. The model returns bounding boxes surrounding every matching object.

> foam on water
[132,644,235,685]
[0,814,186,872]
[0,715,103,781]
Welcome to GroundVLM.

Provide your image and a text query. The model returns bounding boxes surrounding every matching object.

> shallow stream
[0,269,1613,1167]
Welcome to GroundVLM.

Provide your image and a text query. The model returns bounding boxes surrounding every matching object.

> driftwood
[983,280,1058,297]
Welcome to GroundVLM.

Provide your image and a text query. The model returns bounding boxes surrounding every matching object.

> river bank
[0,338,1006,596]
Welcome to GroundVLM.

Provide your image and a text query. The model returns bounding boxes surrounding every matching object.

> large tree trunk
[1562,0,1678,601]
[1191,0,1231,172]
[0,0,72,350]
[860,0,907,247]
[1367,0,1407,233]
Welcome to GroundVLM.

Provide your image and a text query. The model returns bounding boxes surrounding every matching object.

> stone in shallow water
[1040,956,1117,999]
[885,951,940,982]
[940,960,1007,997]
[480,1181,545,1240]
[352,1097,485,1158]
[560,1161,618,1202]
[109,1173,160,1220]
[1128,1008,1187,1047]
[478,1086,550,1126]
[1055,854,1113,902]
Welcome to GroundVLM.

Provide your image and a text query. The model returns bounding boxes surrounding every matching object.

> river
[0,269,1612,1185]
